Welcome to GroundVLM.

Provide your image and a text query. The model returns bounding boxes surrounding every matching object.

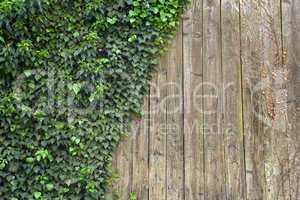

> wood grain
[282,0,300,199]
[148,57,168,200]
[110,1,300,199]
[183,1,205,199]
[203,0,226,199]
[259,0,289,199]
[113,135,132,199]
[240,0,266,199]
[221,0,245,199]
[132,96,149,200]
[165,22,184,200]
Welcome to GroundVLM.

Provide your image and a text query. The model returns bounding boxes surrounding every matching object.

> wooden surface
[112,0,300,199]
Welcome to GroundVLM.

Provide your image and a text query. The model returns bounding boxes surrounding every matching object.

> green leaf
[33,191,42,199]
[75,138,80,144]
[128,34,137,43]
[73,31,80,38]
[0,36,5,44]
[128,192,137,200]
[69,83,82,95]
[26,157,34,163]
[129,10,136,17]
[46,183,54,191]
[107,16,117,25]
[24,70,33,77]
[153,7,159,14]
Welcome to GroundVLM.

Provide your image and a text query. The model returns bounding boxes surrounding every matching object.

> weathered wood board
[112,0,300,199]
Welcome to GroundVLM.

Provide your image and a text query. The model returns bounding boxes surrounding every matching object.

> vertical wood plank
[165,23,184,200]
[132,96,149,200]
[282,0,300,199]
[240,0,266,199]
[221,0,246,199]
[203,0,226,199]
[148,59,167,200]
[259,0,289,199]
[183,0,205,199]
[113,136,132,200]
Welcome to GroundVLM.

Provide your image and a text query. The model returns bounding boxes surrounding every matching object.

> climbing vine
[0,0,188,199]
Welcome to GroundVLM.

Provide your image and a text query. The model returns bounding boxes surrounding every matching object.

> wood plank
[240,1,266,199]
[183,1,205,199]
[221,0,246,199]
[282,0,300,199]
[148,58,168,200]
[165,22,184,200]
[113,135,133,199]
[132,96,149,200]
[202,0,226,199]
[258,0,290,199]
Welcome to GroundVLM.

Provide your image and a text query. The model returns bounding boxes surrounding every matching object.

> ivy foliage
[0,0,188,199]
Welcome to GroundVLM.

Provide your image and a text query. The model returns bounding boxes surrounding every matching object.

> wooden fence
[111,0,300,199]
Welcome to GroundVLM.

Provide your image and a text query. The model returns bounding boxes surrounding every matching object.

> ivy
[0,0,189,199]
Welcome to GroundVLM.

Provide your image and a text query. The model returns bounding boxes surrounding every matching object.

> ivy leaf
[129,10,136,17]
[0,36,5,44]
[24,70,33,77]
[129,18,136,23]
[128,34,137,43]
[153,7,159,14]
[160,11,168,22]
[73,31,80,38]
[46,183,54,191]
[69,83,82,95]
[107,16,117,25]
[26,157,34,164]
[33,191,42,199]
